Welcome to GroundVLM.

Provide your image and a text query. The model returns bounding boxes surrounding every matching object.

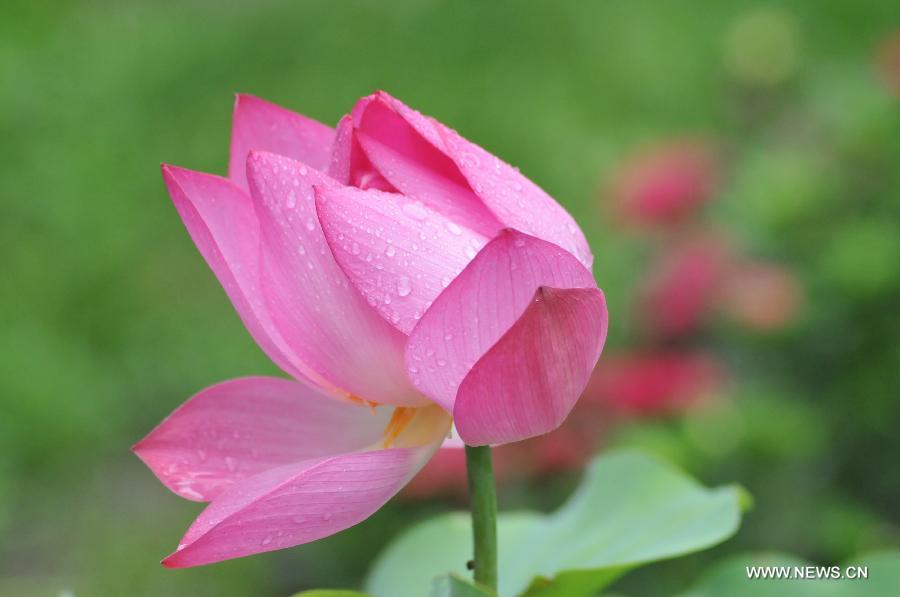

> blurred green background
[1,1,898,595]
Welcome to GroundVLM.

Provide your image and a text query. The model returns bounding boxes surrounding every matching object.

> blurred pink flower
[405,350,723,498]
[135,92,607,567]
[637,233,731,338]
[876,30,900,98]
[583,351,726,416]
[721,261,804,331]
[607,139,720,227]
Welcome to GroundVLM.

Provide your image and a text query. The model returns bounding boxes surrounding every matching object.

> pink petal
[133,377,391,502]
[363,92,593,269]
[353,94,503,237]
[315,184,487,334]
[326,114,396,191]
[161,164,303,381]
[406,229,599,414]
[247,151,427,406]
[229,94,334,191]
[454,286,608,445]
[161,425,446,567]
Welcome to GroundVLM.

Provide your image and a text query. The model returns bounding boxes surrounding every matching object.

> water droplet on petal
[397,277,412,297]
[402,202,428,221]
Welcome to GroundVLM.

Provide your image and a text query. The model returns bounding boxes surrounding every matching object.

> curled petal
[455,286,608,445]
[133,377,391,502]
[229,94,334,190]
[358,92,593,269]
[353,94,503,237]
[406,229,598,415]
[161,164,303,380]
[326,114,396,191]
[247,151,427,406]
[162,407,449,568]
[315,184,487,334]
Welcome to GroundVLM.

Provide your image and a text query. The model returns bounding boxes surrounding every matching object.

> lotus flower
[135,92,608,567]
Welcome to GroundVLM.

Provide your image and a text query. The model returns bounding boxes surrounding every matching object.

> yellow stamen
[382,407,416,448]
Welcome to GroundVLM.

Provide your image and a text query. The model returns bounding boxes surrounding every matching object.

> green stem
[465,444,498,590]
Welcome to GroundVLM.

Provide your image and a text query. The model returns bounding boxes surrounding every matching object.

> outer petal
[161,165,303,381]
[455,286,608,445]
[247,151,427,406]
[353,94,503,237]
[406,229,598,413]
[229,94,334,190]
[315,184,487,334]
[162,407,450,568]
[133,377,391,502]
[357,92,593,269]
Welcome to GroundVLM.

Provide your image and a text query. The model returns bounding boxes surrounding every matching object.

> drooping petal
[161,165,303,381]
[247,151,427,406]
[315,184,487,334]
[357,92,593,269]
[162,406,450,568]
[229,94,334,190]
[327,114,396,191]
[406,229,599,414]
[455,286,607,445]
[133,377,391,502]
[353,94,503,237]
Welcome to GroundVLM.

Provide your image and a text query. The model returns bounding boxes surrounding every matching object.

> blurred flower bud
[607,139,720,227]
[875,30,900,98]
[721,261,804,331]
[584,351,726,417]
[637,233,731,337]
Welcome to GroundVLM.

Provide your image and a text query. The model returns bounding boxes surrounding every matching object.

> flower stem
[464,444,498,590]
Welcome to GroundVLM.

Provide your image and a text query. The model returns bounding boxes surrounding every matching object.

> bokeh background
[2,1,898,595]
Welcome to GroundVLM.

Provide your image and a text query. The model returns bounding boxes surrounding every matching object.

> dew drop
[261,535,273,546]
[397,277,412,297]
[385,245,396,257]
[446,221,462,235]
[402,202,428,221]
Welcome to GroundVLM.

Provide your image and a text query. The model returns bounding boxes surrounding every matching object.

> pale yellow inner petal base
[380,404,452,449]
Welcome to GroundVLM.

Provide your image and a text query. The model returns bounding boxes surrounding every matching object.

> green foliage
[291,591,373,597]
[367,451,744,597]
[430,574,497,597]
[682,550,900,596]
